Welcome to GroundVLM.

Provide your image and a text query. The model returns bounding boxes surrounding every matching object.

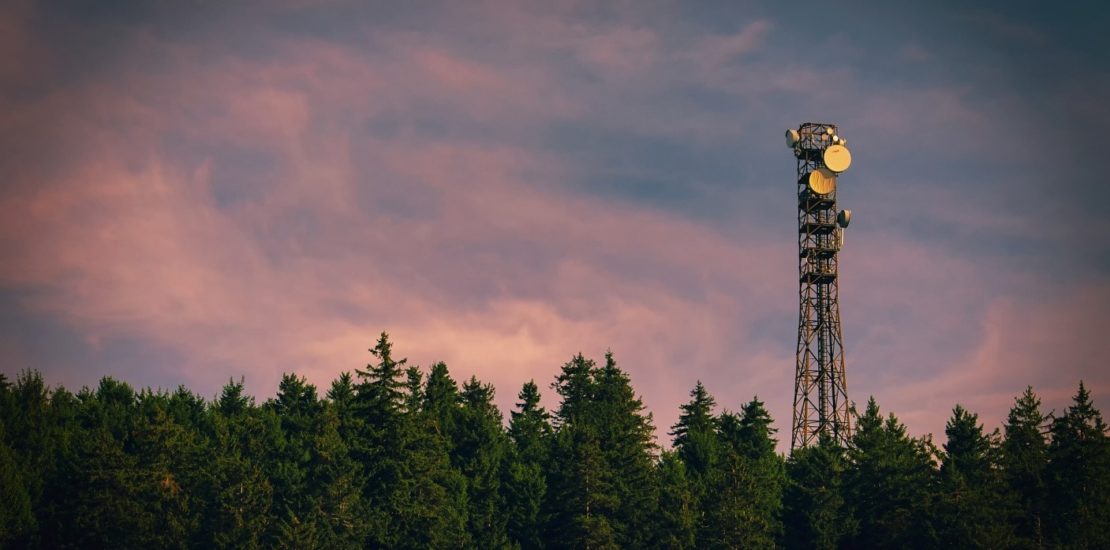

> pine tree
[653,451,697,549]
[1000,386,1048,548]
[267,373,322,529]
[703,399,784,549]
[1045,382,1110,548]
[551,353,597,427]
[308,403,366,548]
[545,354,619,549]
[0,420,35,546]
[934,404,1013,548]
[454,376,511,548]
[782,436,854,549]
[593,351,658,548]
[545,424,620,550]
[423,361,460,450]
[206,380,279,549]
[506,380,551,549]
[844,397,936,549]
[671,381,719,479]
[355,334,469,547]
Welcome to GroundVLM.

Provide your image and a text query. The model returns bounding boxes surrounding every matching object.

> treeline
[1,333,1108,549]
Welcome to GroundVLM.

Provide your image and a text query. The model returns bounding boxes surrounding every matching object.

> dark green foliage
[355,332,468,548]
[933,405,1014,548]
[670,381,718,479]
[545,424,620,550]
[4,341,1108,550]
[702,400,784,549]
[654,451,697,549]
[0,419,35,546]
[782,436,853,549]
[1000,386,1048,548]
[506,380,551,549]
[454,376,511,548]
[543,352,658,549]
[843,397,936,549]
[1045,382,1110,548]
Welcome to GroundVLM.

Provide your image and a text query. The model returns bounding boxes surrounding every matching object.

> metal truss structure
[791,122,851,450]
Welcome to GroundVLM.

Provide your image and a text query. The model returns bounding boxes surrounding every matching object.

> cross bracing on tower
[787,123,853,450]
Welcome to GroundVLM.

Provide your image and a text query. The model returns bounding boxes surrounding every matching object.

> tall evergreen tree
[545,424,620,550]
[267,374,322,530]
[454,376,511,548]
[545,354,619,549]
[703,400,784,549]
[844,397,936,549]
[506,380,551,549]
[670,381,719,479]
[355,334,468,548]
[206,379,279,549]
[593,351,658,548]
[307,402,366,548]
[423,362,460,450]
[1045,382,1110,548]
[653,451,697,549]
[0,422,34,546]
[1000,386,1048,549]
[934,405,1013,548]
[782,436,854,549]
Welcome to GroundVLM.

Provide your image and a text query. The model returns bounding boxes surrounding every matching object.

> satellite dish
[823,144,852,172]
[785,129,800,147]
[837,209,852,228]
[806,168,837,195]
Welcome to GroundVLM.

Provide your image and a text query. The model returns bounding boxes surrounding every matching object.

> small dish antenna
[786,129,800,147]
[837,209,852,228]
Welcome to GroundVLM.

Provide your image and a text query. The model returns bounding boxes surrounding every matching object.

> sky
[1,0,1108,450]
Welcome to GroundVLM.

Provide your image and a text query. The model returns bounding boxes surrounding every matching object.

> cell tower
[787,122,853,450]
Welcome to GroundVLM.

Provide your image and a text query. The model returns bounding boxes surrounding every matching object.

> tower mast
[787,122,853,450]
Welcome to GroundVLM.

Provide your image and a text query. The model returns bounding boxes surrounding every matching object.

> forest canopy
[1,331,1108,549]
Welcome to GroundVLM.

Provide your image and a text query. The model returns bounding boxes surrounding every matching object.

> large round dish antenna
[837,209,852,228]
[806,168,837,195]
[823,144,852,172]
[785,129,800,147]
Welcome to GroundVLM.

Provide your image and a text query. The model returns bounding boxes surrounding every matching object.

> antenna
[788,122,853,450]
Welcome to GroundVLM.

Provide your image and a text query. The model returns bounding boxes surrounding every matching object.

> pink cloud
[1,2,1105,453]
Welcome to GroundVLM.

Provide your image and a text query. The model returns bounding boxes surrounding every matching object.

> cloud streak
[1,1,1106,448]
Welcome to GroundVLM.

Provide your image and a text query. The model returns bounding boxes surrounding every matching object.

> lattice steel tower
[787,122,853,450]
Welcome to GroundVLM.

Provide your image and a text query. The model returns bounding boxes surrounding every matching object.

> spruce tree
[506,380,551,549]
[703,400,784,549]
[545,354,620,549]
[593,351,658,548]
[1045,382,1110,548]
[670,381,719,479]
[545,424,620,550]
[308,403,366,548]
[267,374,322,530]
[1000,386,1048,548]
[782,436,854,549]
[934,405,1013,548]
[206,380,279,549]
[355,333,469,547]
[454,376,511,548]
[844,397,936,549]
[423,362,460,449]
[654,451,697,549]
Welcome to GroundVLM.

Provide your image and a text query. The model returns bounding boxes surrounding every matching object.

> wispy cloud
[1,1,1106,448]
